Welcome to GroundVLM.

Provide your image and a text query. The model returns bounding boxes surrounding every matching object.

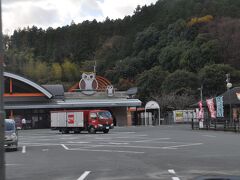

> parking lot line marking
[22,146,26,153]
[77,171,91,180]
[202,135,216,138]
[115,132,136,134]
[66,141,90,144]
[168,169,176,174]
[106,142,129,145]
[69,144,191,150]
[6,164,21,166]
[132,134,148,137]
[69,148,145,154]
[172,177,180,180]
[162,143,203,149]
[135,138,171,142]
[60,137,79,140]
[61,144,69,150]
[20,143,60,146]
[95,137,112,140]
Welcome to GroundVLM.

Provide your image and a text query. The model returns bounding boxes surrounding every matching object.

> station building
[3,72,141,128]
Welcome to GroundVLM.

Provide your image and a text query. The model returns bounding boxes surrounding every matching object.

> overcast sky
[2,0,158,35]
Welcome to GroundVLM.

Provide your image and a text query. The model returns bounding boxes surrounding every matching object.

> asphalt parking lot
[5,125,240,180]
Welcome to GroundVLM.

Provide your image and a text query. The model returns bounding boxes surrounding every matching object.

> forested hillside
[4,0,240,109]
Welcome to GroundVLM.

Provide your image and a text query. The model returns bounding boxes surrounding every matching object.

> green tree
[180,46,203,72]
[161,70,199,95]
[136,66,169,100]
[62,59,79,82]
[158,43,187,72]
[34,61,50,84]
[51,63,63,81]
[133,26,160,53]
[199,64,240,96]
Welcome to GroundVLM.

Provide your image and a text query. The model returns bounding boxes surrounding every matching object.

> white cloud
[98,0,157,20]
[2,0,158,35]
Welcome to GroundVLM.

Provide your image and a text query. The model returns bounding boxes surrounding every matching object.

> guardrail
[191,118,240,133]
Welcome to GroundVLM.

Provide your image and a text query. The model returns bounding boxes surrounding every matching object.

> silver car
[5,119,18,151]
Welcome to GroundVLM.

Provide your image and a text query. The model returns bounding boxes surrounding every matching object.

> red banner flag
[197,101,204,119]
[206,98,216,119]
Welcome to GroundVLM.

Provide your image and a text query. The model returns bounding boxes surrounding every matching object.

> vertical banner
[197,101,204,120]
[206,98,216,119]
[233,108,238,121]
[216,96,224,118]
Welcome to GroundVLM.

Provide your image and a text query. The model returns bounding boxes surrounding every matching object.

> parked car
[4,119,18,151]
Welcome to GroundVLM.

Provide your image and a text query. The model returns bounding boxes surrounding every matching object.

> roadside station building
[3,72,141,128]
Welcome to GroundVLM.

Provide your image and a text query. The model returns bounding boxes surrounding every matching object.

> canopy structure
[4,99,141,110]
[144,101,161,126]
[4,72,52,98]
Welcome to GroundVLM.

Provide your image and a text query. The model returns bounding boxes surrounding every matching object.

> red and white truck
[51,110,114,134]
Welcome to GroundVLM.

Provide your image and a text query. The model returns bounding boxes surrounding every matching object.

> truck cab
[88,110,114,134]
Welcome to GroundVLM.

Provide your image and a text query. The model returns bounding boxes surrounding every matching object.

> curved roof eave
[4,72,53,99]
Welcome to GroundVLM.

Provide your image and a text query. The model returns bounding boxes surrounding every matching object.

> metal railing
[191,118,240,133]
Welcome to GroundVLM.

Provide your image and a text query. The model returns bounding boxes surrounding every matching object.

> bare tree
[154,93,196,111]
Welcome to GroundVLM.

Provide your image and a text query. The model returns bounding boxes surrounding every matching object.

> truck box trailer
[51,110,114,134]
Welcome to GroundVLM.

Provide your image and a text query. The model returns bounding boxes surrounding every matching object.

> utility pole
[0,0,5,179]
[93,61,97,74]
[199,84,203,103]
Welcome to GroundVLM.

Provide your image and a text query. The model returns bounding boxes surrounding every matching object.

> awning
[4,99,142,110]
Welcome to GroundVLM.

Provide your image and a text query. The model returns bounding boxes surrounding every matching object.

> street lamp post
[198,85,203,103]
[226,74,232,124]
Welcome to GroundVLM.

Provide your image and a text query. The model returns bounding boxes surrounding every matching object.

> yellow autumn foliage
[187,15,214,27]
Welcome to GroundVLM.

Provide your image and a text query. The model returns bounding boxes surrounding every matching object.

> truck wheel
[62,129,69,134]
[103,129,109,134]
[88,127,96,134]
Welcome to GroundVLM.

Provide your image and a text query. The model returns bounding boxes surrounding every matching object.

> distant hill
[4,0,240,107]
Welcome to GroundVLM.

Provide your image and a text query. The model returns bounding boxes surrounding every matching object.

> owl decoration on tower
[106,85,114,97]
[79,73,98,95]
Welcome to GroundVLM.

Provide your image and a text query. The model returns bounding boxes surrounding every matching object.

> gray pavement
[5,125,240,180]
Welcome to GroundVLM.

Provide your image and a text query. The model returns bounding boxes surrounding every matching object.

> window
[98,111,112,119]
[90,113,97,119]
[5,121,15,131]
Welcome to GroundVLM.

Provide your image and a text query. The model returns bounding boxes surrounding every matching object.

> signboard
[173,110,195,123]
[67,114,75,124]
[175,111,184,122]
[206,98,216,119]
[216,96,224,117]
